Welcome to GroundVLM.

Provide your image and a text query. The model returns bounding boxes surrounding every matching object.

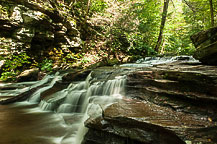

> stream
[0,66,127,144]
[0,56,216,144]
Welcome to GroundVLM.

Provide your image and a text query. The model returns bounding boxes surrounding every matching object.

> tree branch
[182,0,196,12]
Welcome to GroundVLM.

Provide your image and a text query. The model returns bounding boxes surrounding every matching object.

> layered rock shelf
[1,60,217,144]
[191,26,217,65]
[83,61,217,144]
[0,0,81,60]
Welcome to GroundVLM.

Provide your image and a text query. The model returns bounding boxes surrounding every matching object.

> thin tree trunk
[155,0,170,53]
[209,0,214,27]
[84,0,91,22]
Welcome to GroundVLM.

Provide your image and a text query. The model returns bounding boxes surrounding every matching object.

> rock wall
[0,1,81,61]
[191,26,217,65]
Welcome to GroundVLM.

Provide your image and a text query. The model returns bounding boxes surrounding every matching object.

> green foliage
[0,5,9,19]
[183,0,217,29]
[4,53,30,69]
[0,52,31,81]
[1,0,216,74]
[90,0,108,13]
[0,71,16,82]
[40,59,53,72]
[80,56,91,65]
[159,0,204,55]
[126,33,156,56]
[103,0,160,57]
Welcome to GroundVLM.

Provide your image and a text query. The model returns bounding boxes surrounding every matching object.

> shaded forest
[0,0,216,81]
[1,1,217,144]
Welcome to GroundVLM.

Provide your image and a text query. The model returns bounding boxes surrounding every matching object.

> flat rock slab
[85,99,217,144]
[84,62,217,144]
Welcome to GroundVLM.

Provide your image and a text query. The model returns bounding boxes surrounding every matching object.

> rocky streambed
[0,57,217,144]
[83,59,217,144]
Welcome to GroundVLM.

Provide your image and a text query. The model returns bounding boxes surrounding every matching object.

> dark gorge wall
[191,26,217,65]
[0,1,81,61]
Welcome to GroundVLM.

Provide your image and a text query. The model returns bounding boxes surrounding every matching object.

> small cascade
[1,56,215,144]
[0,79,39,99]
[35,70,126,144]
[103,76,126,97]
[120,55,200,67]
[28,72,63,103]
[0,68,127,144]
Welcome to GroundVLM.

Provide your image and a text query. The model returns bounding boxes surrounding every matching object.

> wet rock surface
[84,61,217,144]
[1,58,217,144]
[191,26,217,65]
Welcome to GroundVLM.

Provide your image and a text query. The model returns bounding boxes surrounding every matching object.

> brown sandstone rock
[17,68,39,82]
[191,26,217,65]
[83,62,217,144]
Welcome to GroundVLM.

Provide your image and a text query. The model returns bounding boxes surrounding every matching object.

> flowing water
[120,55,199,67]
[0,68,127,144]
[0,56,199,144]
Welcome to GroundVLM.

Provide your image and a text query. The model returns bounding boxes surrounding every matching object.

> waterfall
[1,56,206,144]
[0,68,126,144]
[120,55,199,67]
[28,72,63,103]
[35,71,126,144]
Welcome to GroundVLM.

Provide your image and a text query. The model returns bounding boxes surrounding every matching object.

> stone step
[0,96,15,101]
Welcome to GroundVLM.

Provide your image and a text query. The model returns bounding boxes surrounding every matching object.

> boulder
[191,26,217,65]
[17,68,39,82]
[62,70,91,82]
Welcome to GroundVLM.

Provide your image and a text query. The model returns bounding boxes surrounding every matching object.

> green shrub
[0,52,31,81]
[40,59,53,72]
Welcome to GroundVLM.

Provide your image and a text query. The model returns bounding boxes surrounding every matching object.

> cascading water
[120,55,199,67]
[0,56,201,144]
[36,70,126,143]
[28,72,63,103]
[0,56,206,144]
[0,68,127,144]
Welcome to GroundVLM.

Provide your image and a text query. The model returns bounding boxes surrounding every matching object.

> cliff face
[191,26,217,65]
[0,0,80,61]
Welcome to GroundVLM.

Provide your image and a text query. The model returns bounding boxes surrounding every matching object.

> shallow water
[0,102,82,144]
[0,69,127,144]
[0,56,201,144]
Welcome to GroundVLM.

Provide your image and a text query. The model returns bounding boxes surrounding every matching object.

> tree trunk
[209,0,214,27]
[155,0,170,53]
[84,0,91,23]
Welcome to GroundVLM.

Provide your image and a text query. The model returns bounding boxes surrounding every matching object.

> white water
[28,72,62,103]
[0,68,126,144]
[120,55,199,67]
[36,72,126,143]
[0,56,204,144]
[0,79,39,98]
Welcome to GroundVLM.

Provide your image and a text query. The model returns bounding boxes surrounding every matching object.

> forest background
[0,0,216,81]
